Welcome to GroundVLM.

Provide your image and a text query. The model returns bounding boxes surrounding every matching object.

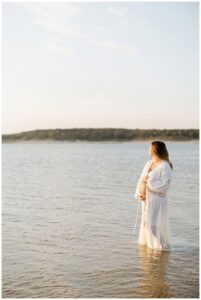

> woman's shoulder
[161,160,173,172]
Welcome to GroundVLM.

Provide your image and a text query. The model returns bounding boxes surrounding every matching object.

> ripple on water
[2,141,199,298]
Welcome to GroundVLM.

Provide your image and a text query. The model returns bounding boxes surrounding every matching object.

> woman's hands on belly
[139,194,146,201]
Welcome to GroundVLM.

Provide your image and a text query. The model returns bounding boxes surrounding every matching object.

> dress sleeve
[147,164,172,194]
[134,161,150,200]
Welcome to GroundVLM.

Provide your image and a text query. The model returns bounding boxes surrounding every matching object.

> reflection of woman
[137,246,172,298]
[135,141,173,251]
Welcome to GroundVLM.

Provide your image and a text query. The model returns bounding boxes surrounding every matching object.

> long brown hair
[151,141,173,170]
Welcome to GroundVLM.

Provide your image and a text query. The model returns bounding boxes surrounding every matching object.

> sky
[2,1,199,134]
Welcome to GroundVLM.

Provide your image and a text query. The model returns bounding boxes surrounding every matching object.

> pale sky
[2,1,199,134]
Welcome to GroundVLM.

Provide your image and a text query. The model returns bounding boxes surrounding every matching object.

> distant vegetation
[2,128,199,142]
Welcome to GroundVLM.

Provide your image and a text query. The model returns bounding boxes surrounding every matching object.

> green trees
[2,128,199,142]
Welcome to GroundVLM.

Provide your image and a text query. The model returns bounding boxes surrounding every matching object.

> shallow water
[2,141,199,298]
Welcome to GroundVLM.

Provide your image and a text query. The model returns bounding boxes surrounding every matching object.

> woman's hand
[139,194,146,201]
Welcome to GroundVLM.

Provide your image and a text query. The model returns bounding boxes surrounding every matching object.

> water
[2,141,199,298]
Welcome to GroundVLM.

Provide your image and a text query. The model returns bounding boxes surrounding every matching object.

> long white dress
[134,159,173,251]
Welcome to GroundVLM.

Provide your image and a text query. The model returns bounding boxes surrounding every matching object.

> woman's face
[148,145,153,156]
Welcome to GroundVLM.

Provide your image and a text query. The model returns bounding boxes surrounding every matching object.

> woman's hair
[151,141,173,170]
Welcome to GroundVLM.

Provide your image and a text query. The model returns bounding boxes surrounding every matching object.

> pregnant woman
[135,141,173,251]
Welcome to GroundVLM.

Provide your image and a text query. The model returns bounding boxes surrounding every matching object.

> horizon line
[2,127,199,136]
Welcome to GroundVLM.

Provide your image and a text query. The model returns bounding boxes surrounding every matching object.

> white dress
[134,159,173,251]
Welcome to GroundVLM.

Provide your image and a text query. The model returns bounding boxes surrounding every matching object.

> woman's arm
[146,164,172,194]
[134,161,150,200]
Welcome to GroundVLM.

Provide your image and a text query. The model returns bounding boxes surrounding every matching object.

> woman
[135,141,173,251]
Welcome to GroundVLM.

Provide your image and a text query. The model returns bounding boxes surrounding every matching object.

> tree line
[2,128,199,142]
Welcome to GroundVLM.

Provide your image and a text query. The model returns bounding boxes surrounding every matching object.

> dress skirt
[138,189,171,251]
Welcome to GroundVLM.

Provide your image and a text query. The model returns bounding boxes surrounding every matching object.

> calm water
[2,141,199,298]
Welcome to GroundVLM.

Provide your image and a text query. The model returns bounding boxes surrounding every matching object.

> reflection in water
[137,245,173,297]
